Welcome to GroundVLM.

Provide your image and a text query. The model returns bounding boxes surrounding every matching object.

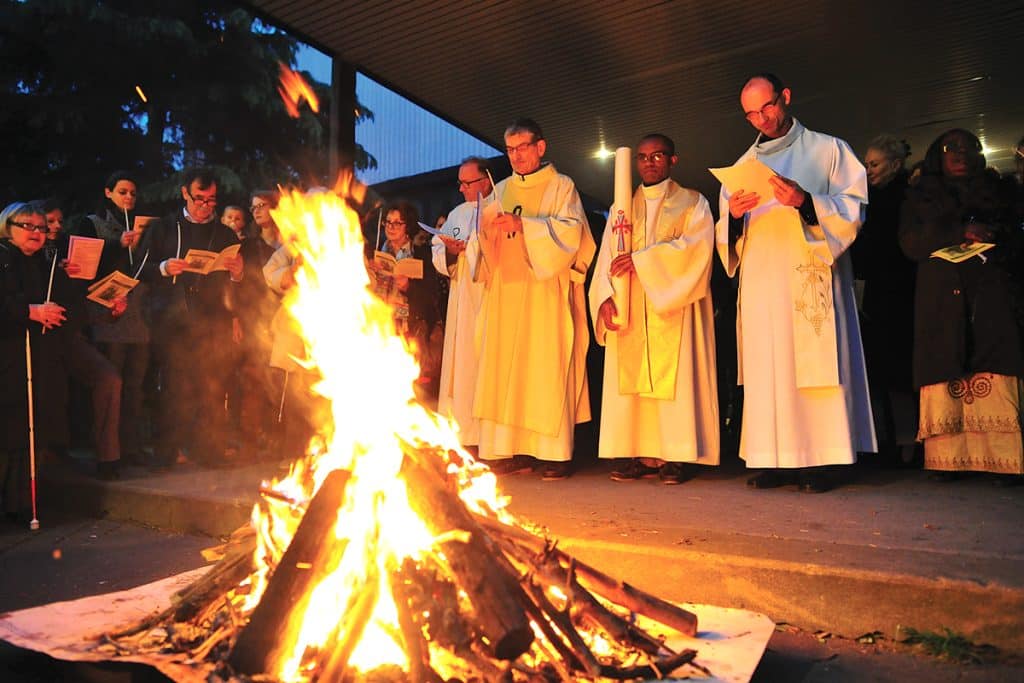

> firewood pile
[101,446,709,682]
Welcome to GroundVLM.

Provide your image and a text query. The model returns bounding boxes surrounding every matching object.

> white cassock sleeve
[633,194,714,315]
[802,137,868,266]
[587,213,617,345]
[263,245,294,294]
[520,179,586,281]
[430,234,453,277]
[715,189,744,278]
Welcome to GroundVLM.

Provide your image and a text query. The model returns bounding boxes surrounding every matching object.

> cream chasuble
[466,164,595,462]
[431,199,486,445]
[715,119,876,468]
[590,179,719,464]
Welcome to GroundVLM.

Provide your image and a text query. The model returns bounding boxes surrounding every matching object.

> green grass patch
[897,626,996,664]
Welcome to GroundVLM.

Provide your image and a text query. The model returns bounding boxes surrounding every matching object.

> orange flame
[277,62,320,118]
[241,177,514,680]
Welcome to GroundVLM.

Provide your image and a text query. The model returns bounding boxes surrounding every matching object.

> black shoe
[746,469,795,489]
[610,459,659,482]
[488,455,534,476]
[797,468,832,493]
[992,474,1023,487]
[660,462,697,485]
[928,470,962,482]
[96,460,120,481]
[540,462,572,481]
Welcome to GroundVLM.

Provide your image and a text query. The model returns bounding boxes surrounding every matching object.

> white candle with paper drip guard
[610,146,632,328]
[40,252,58,336]
[124,206,133,266]
[375,207,383,250]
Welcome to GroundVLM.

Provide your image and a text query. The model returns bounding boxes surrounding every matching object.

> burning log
[389,569,444,683]
[476,515,698,637]
[400,455,535,661]
[229,469,351,676]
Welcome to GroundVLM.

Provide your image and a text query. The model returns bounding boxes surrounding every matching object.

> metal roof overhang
[248,0,1024,202]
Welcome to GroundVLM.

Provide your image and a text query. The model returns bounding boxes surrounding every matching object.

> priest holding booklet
[716,73,875,493]
[137,168,243,468]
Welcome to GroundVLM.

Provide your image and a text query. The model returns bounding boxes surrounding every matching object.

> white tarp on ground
[0,567,773,682]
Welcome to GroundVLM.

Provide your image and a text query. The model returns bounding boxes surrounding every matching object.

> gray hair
[867,134,911,164]
[0,201,42,240]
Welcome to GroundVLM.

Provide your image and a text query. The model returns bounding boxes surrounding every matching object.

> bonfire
[96,179,709,682]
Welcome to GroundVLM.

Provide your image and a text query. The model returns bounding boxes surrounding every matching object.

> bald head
[741,73,792,139]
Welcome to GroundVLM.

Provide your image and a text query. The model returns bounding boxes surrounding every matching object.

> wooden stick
[526,547,670,656]
[400,456,534,661]
[598,649,702,680]
[389,571,444,683]
[229,469,351,676]
[317,565,379,681]
[477,515,698,637]
[518,578,591,680]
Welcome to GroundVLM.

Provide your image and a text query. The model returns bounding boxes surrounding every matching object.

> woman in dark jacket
[0,202,77,518]
[372,201,442,388]
[86,171,151,462]
[899,129,1024,479]
[853,135,917,463]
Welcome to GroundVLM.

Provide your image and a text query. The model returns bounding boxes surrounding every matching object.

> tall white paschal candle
[611,146,632,328]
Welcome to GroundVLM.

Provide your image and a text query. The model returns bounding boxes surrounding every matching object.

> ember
[100,178,708,681]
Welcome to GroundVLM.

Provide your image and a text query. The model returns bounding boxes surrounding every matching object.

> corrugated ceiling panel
[248,0,1024,201]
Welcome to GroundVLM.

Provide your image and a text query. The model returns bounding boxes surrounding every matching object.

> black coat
[899,172,1024,388]
[136,212,240,337]
[0,240,78,450]
[852,172,916,390]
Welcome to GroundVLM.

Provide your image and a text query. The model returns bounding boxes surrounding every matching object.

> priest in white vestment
[716,74,875,493]
[431,157,493,448]
[466,118,595,480]
[590,134,719,484]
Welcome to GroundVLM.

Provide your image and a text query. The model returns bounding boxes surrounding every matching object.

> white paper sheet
[66,235,105,280]
[0,567,773,682]
[709,159,779,209]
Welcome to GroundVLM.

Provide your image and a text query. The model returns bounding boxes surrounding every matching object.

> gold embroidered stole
[616,183,697,399]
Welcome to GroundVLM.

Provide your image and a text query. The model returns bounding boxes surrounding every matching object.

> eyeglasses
[7,220,47,233]
[744,93,781,122]
[383,220,406,228]
[636,151,670,163]
[187,191,218,206]
[505,140,539,155]
[942,141,982,155]
[250,202,270,212]
[458,177,485,188]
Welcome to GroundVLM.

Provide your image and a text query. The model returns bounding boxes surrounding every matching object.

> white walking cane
[24,329,39,531]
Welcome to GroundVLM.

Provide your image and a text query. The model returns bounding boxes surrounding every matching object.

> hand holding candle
[610,146,632,328]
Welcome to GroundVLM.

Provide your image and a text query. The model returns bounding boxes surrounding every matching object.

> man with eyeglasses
[590,133,719,485]
[430,157,494,451]
[138,168,244,469]
[715,73,874,493]
[466,118,595,481]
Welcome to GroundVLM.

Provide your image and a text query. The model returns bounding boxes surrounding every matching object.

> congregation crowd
[3,72,1023,520]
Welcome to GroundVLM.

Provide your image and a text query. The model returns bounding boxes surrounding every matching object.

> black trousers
[67,332,121,463]
[152,327,232,465]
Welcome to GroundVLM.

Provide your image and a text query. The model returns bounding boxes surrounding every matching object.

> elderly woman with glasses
[899,129,1024,482]
[369,201,442,392]
[0,201,78,518]
[229,190,285,457]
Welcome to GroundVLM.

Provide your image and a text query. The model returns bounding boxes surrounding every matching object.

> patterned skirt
[918,373,1024,474]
